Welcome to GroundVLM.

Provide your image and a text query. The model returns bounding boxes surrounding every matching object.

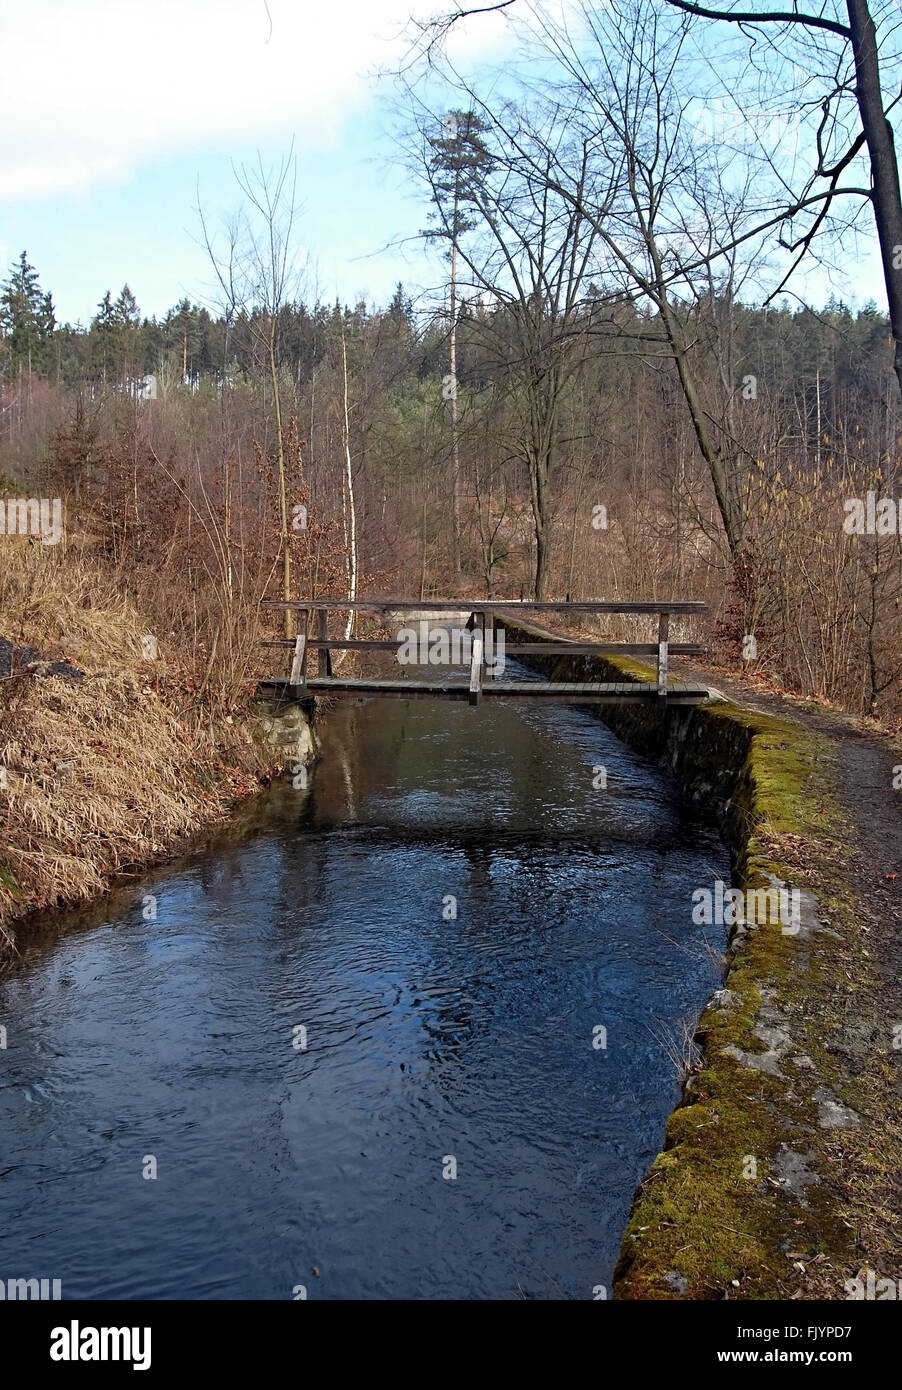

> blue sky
[0,0,886,326]
[1,136,437,326]
[0,0,514,324]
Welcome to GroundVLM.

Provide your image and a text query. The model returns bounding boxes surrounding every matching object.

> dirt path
[681,659,902,1087]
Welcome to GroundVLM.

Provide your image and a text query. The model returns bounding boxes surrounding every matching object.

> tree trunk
[846,0,902,401]
[340,324,358,643]
[531,453,551,600]
[268,321,292,642]
[449,195,462,578]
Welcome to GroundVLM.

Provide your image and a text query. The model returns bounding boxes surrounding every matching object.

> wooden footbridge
[259,598,710,706]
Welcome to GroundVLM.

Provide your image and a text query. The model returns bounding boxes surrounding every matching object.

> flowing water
[0,669,728,1299]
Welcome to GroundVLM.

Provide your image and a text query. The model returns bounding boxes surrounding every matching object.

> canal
[0,670,728,1299]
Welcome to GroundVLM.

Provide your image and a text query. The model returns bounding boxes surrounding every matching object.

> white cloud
[0,0,513,200]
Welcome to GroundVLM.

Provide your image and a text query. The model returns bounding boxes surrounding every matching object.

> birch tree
[233,150,304,639]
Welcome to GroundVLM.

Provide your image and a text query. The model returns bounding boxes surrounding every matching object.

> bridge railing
[260,598,707,705]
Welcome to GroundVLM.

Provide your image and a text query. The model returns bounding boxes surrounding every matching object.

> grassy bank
[499,617,900,1300]
[0,542,310,958]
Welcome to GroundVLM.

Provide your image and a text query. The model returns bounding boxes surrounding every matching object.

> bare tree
[233,149,304,638]
[339,317,358,640]
[666,0,902,400]
[405,0,882,560]
[480,0,863,558]
[413,98,611,596]
[495,1,764,556]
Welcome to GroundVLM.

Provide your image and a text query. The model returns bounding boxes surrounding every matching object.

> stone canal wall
[498,616,879,1301]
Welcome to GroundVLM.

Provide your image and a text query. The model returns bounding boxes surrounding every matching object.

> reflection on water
[0,676,727,1299]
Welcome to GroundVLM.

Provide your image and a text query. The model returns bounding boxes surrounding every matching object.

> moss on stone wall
[498,617,894,1300]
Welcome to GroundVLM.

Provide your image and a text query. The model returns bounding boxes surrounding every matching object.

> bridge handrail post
[289,608,309,695]
[468,610,485,706]
[317,607,332,676]
[657,611,670,699]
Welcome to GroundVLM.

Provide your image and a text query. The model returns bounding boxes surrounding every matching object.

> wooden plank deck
[262,598,707,614]
[259,677,710,705]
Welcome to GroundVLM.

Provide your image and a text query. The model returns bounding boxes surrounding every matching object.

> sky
[0,0,516,324]
[0,0,886,327]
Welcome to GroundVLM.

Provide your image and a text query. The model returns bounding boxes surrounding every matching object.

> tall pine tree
[423,111,494,574]
[0,251,55,378]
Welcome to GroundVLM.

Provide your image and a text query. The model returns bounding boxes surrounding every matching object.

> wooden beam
[289,609,308,694]
[261,639,705,657]
[657,612,670,699]
[469,611,484,706]
[317,608,332,676]
[480,641,704,657]
[258,676,711,705]
[261,598,707,614]
[262,639,402,651]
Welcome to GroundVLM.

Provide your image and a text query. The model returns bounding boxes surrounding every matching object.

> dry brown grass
[0,539,275,954]
[0,535,148,667]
